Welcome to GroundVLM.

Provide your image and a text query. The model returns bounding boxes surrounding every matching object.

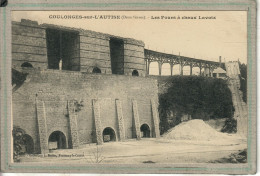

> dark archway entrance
[110,38,124,75]
[48,131,67,149]
[102,127,116,142]
[46,28,80,71]
[132,70,139,76]
[23,134,34,154]
[92,67,101,73]
[140,124,150,138]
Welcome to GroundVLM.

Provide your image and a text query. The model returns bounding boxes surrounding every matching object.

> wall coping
[14,68,158,82]
[13,19,145,46]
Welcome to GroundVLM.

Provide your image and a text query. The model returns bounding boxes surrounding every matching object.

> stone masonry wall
[124,39,146,76]
[12,19,48,69]
[79,30,111,74]
[12,19,146,77]
[12,68,159,153]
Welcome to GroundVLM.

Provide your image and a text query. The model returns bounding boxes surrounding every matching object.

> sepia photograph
[0,1,257,174]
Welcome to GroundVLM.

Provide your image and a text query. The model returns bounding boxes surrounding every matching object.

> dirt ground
[19,134,247,164]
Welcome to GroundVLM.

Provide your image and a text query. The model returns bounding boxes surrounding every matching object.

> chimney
[219,56,222,66]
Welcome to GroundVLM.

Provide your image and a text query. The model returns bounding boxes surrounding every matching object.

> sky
[12,11,247,75]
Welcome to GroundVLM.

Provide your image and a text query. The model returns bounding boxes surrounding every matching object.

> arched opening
[48,131,67,150]
[102,127,116,142]
[172,64,181,75]
[21,62,33,68]
[22,134,34,154]
[92,67,101,73]
[149,62,159,75]
[161,63,171,76]
[140,124,150,138]
[192,67,200,76]
[183,66,190,75]
[132,70,139,76]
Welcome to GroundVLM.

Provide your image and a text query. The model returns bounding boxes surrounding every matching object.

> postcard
[0,0,256,174]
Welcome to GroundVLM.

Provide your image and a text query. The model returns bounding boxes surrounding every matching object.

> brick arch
[21,62,33,68]
[132,69,139,76]
[149,62,159,75]
[161,63,171,76]
[140,123,151,138]
[92,67,102,73]
[48,131,67,149]
[102,127,117,142]
[47,128,68,149]
[87,65,102,73]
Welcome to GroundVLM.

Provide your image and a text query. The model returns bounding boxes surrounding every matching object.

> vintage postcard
[0,0,257,174]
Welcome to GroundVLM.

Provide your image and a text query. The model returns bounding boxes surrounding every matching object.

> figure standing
[59,59,62,70]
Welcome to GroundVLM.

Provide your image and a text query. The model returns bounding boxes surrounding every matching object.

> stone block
[80,35,109,46]
[12,35,46,47]
[12,24,46,38]
[124,44,144,52]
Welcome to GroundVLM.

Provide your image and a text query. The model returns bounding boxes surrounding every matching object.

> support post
[210,68,214,77]
[158,61,162,76]
[199,63,202,76]
[132,100,141,140]
[92,99,103,145]
[36,99,49,154]
[151,99,160,138]
[170,63,173,76]
[68,100,80,149]
[147,60,150,75]
[145,59,148,75]
[116,99,125,141]
[209,65,212,77]
[190,63,193,75]
[180,64,183,75]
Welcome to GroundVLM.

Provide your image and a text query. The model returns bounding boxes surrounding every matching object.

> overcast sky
[12,11,247,67]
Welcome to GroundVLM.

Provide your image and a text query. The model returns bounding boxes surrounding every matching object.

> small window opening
[92,67,101,73]
[21,62,33,68]
[132,70,139,76]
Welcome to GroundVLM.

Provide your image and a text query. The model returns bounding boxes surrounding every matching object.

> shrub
[12,126,26,162]
[221,118,237,133]
[239,62,247,103]
[159,76,234,134]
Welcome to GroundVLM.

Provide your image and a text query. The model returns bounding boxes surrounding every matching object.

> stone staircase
[225,61,247,137]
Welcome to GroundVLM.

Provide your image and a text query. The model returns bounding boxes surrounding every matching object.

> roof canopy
[213,67,226,74]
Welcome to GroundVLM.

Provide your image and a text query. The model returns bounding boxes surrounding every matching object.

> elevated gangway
[225,61,247,138]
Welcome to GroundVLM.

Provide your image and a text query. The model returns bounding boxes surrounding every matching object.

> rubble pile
[163,119,230,141]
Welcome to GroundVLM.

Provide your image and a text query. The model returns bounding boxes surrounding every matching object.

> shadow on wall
[12,68,28,92]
